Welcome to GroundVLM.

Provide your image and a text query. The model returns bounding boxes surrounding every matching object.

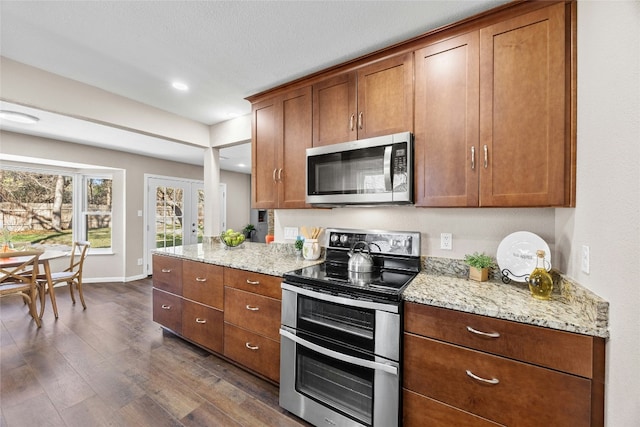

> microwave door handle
[383,145,393,191]
[280,328,398,376]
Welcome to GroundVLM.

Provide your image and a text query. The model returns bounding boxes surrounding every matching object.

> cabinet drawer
[152,255,182,295]
[404,333,592,427]
[224,267,282,300]
[183,260,223,309]
[182,300,223,354]
[224,287,281,341]
[403,389,502,427]
[224,323,280,383]
[404,302,595,377]
[152,288,182,334]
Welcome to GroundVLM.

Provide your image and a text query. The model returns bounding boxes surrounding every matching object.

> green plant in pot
[464,252,496,282]
[243,224,256,239]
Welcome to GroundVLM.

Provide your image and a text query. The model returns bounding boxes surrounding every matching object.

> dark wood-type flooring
[1,278,309,426]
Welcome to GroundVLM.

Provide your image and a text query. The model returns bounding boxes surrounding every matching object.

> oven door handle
[280,328,398,376]
[281,283,399,313]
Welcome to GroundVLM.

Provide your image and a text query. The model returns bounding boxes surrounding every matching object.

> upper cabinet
[312,52,414,147]
[415,2,574,207]
[251,86,312,209]
[248,1,576,209]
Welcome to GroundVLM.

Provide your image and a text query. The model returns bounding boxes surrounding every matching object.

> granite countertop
[154,243,609,338]
[155,242,322,277]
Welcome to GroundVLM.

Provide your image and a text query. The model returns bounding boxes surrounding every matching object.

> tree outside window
[0,168,112,249]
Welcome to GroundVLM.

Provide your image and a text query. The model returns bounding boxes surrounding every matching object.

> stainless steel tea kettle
[348,241,374,273]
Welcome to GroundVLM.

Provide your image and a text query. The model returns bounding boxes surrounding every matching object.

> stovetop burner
[283,228,421,302]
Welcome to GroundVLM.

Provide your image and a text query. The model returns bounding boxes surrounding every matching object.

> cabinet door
[182,299,223,354]
[224,287,281,341]
[404,333,592,427]
[251,97,279,208]
[182,260,223,310]
[414,33,479,207]
[224,323,280,383]
[356,52,414,139]
[152,288,183,334]
[479,3,567,206]
[279,86,312,208]
[152,255,182,295]
[403,389,502,427]
[312,72,357,147]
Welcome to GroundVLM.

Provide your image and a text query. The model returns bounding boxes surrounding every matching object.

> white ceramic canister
[302,239,321,260]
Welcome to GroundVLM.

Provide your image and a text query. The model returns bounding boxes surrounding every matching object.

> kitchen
[1,1,638,426]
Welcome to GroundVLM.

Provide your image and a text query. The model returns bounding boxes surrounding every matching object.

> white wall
[556,2,639,425]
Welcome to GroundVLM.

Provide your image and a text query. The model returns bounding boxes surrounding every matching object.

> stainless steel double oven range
[280,228,421,427]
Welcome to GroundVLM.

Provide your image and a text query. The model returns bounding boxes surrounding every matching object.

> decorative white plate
[497,231,551,282]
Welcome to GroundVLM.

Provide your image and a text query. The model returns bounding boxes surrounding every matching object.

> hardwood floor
[0,278,309,427]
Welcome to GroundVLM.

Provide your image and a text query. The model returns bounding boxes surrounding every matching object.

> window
[0,167,112,250]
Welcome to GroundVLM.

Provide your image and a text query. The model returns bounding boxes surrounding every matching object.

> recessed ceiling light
[171,81,189,91]
[0,110,40,124]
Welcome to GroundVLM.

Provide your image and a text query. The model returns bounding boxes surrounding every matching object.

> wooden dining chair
[38,241,90,318]
[0,250,43,328]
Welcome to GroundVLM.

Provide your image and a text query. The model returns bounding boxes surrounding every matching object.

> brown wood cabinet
[312,52,414,147]
[152,255,224,361]
[403,302,605,427]
[152,256,284,384]
[415,2,574,207]
[223,268,282,382]
[251,86,311,209]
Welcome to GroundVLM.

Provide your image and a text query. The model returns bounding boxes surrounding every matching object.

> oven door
[281,283,400,361]
[279,325,399,427]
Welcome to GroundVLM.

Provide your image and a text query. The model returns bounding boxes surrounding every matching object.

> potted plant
[464,252,496,282]
[242,224,256,240]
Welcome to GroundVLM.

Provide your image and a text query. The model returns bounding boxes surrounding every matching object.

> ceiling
[0,0,507,172]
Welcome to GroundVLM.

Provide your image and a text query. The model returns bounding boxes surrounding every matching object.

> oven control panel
[326,228,421,257]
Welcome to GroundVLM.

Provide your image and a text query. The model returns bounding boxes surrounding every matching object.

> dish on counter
[497,231,551,282]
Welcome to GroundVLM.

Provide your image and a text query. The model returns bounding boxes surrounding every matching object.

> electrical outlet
[440,233,452,250]
[581,245,590,274]
[284,227,299,240]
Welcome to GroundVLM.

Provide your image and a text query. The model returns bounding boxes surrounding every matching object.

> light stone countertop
[404,273,609,338]
[154,243,609,338]
[154,242,322,277]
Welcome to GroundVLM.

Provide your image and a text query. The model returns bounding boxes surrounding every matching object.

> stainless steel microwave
[306,131,413,206]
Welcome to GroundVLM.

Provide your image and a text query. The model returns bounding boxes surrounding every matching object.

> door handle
[280,328,398,375]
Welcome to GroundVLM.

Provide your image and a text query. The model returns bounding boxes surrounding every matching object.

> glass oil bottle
[528,250,553,300]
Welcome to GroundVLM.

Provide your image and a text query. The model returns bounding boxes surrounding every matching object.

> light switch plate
[284,227,299,240]
[581,245,590,274]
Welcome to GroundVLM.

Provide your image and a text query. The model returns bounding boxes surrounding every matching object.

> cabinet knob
[245,305,260,311]
[161,304,171,310]
[161,269,172,273]
[358,111,364,129]
[245,342,259,351]
[349,114,355,131]
[195,277,207,282]
[195,318,207,324]
[246,279,260,285]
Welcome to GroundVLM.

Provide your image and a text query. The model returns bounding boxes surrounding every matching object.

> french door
[145,176,204,275]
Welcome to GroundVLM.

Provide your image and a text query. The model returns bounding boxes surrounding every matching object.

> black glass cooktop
[283,261,417,302]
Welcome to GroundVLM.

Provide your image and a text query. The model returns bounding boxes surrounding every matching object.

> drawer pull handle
[195,318,207,324]
[161,304,171,310]
[161,269,172,273]
[245,342,259,351]
[245,305,259,311]
[246,279,260,285]
[466,326,500,339]
[195,277,207,282]
[466,369,499,385]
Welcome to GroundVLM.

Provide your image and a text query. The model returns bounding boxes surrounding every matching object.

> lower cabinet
[152,255,282,383]
[403,302,605,427]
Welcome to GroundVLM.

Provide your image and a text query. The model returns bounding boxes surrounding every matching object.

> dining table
[0,249,68,319]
